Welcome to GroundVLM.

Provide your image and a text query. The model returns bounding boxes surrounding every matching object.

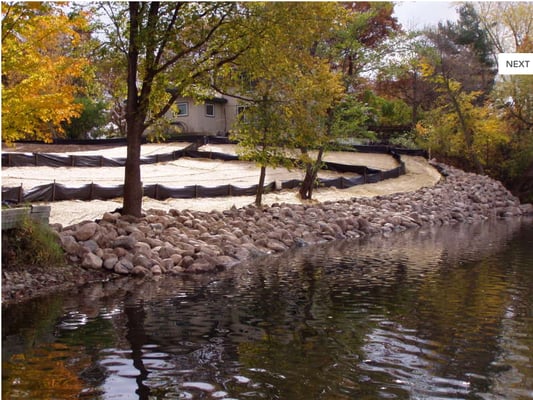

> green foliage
[360,90,413,126]
[231,99,294,169]
[447,3,494,68]
[100,2,256,215]
[388,131,419,149]
[331,94,376,140]
[63,97,108,139]
[2,217,65,268]
[223,2,344,204]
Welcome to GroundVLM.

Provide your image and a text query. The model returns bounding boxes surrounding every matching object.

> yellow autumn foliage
[416,90,509,167]
[416,56,510,169]
[2,2,89,144]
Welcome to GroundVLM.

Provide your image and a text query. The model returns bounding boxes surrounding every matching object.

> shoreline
[2,161,532,305]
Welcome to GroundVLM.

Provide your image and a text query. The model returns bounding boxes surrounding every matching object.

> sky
[393,1,460,30]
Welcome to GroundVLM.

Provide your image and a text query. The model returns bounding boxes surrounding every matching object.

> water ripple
[3,220,533,400]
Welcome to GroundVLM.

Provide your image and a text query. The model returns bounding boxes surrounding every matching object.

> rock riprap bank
[54,162,532,277]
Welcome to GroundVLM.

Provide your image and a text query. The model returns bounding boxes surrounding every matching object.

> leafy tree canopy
[2,2,90,144]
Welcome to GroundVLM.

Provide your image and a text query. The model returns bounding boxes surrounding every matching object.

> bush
[2,217,65,269]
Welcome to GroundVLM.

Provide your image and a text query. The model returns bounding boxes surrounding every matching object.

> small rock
[265,239,287,252]
[181,255,195,268]
[81,253,103,270]
[103,255,118,270]
[60,235,81,255]
[132,266,149,276]
[112,235,136,250]
[170,266,185,275]
[132,254,153,269]
[80,239,99,253]
[114,259,133,274]
[151,265,162,275]
[74,222,99,241]
[187,260,215,273]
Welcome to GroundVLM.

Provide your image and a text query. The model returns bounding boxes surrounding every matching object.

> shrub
[2,217,65,268]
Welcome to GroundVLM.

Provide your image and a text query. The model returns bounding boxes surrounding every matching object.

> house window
[177,102,188,117]
[205,103,215,117]
[236,105,248,122]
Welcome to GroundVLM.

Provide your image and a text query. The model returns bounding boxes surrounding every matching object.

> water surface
[3,219,533,399]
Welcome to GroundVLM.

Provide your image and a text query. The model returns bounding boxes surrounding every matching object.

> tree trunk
[299,147,324,200]
[123,2,144,217]
[299,163,315,200]
[123,123,143,217]
[255,165,266,206]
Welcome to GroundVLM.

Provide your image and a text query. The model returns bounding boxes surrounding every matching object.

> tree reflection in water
[124,303,150,399]
[2,218,532,399]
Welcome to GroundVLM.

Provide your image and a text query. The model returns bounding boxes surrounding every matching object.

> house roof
[166,88,228,104]
[208,97,228,104]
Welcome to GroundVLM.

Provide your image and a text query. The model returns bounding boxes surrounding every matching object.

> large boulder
[74,222,99,241]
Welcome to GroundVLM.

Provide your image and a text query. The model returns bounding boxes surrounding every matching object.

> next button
[498,53,533,75]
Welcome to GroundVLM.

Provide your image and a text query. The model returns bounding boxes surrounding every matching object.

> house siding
[171,96,240,135]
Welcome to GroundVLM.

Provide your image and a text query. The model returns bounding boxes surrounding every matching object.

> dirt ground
[1,143,441,226]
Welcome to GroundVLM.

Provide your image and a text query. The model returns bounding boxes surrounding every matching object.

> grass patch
[2,217,65,269]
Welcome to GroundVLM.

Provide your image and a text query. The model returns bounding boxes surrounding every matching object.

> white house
[169,95,244,136]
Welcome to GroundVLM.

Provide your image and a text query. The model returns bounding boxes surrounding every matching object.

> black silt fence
[2,136,413,204]
[2,143,198,168]
[2,136,425,167]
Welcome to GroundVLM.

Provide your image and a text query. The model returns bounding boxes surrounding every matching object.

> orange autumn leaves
[2,2,90,144]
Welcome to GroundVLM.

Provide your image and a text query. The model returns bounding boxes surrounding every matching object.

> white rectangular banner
[497,53,533,75]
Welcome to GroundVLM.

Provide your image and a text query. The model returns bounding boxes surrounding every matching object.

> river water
[2,218,532,400]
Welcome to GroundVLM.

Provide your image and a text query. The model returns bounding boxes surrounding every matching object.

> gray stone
[114,263,130,275]
[158,245,178,259]
[265,239,287,252]
[103,255,118,270]
[132,266,150,276]
[170,266,185,275]
[187,260,215,273]
[115,258,134,274]
[181,255,195,268]
[519,203,533,215]
[171,253,183,266]
[81,252,103,269]
[151,265,163,275]
[102,212,120,222]
[161,258,174,269]
[132,254,153,268]
[214,255,240,269]
[60,234,81,255]
[74,222,99,241]
[80,239,99,253]
[112,235,136,250]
